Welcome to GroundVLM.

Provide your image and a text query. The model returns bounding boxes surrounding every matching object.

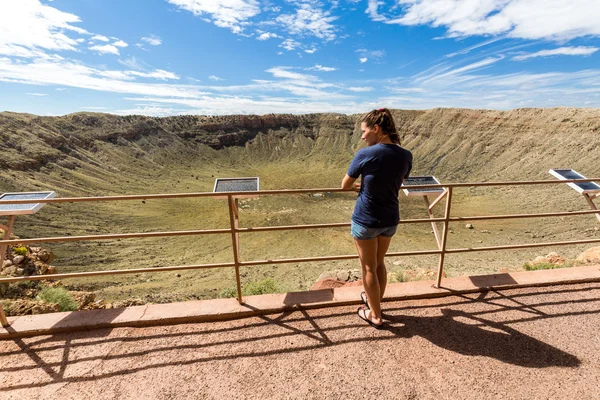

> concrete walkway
[1,279,599,399]
[2,265,599,339]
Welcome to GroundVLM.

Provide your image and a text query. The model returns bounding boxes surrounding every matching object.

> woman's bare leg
[376,235,393,301]
[354,238,382,324]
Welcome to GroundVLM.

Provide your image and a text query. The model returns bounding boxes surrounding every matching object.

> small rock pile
[1,244,57,277]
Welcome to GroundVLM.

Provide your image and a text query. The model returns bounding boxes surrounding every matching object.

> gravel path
[1,282,599,400]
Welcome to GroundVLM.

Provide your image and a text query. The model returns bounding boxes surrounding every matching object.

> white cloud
[266,67,317,82]
[113,40,128,48]
[257,32,280,40]
[366,0,386,22]
[0,57,204,99]
[356,48,385,63]
[304,47,317,54]
[379,0,600,41]
[91,35,109,42]
[25,92,48,96]
[0,0,87,53]
[306,64,337,72]
[415,56,504,84]
[276,3,338,41]
[141,35,162,46]
[89,44,120,55]
[209,75,224,81]
[279,38,301,51]
[347,86,374,92]
[513,46,598,61]
[166,0,261,34]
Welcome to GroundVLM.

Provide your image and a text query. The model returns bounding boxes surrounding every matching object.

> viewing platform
[1,273,599,399]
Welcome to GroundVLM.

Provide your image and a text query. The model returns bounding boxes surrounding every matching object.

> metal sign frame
[0,191,57,216]
[402,176,444,197]
[548,169,600,194]
[213,177,260,199]
[549,169,600,223]
[402,176,448,249]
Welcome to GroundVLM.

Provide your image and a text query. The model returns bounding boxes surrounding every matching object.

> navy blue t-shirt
[347,143,413,228]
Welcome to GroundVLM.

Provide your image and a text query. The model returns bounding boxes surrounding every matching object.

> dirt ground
[1,282,599,400]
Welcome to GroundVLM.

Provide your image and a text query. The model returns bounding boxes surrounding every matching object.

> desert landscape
[1,107,599,313]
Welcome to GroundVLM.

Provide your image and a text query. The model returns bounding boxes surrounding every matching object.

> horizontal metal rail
[0,177,599,320]
[448,209,600,222]
[0,228,232,246]
[0,262,236,284]
[1,178,599,204]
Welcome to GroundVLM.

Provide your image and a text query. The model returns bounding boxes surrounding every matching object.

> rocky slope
[2,108,599,182]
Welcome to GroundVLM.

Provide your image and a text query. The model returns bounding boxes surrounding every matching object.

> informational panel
[213,177,260,199]
[548,169,600,194]
[0,191,57,216]
[401,176,444,197]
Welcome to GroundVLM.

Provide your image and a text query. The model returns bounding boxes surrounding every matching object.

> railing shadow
[1,285,596,393]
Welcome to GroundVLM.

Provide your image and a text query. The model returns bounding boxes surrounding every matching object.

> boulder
[2,259,12,269]
[576,246,600,264]
[310,278,347,290]
[37,249,56,264]
[12,255,24,265]
[336,270,350,281]
[530,252,565,266]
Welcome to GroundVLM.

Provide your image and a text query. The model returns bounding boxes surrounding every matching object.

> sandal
[360,291,370,309]
[357,306,383,329]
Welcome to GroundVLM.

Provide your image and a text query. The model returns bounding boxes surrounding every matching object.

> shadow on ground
[2,284,597,393]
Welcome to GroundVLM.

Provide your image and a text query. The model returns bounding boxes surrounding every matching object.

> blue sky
[1,0,600,116]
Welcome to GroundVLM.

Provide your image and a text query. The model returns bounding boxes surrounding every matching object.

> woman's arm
[341,174,358,190]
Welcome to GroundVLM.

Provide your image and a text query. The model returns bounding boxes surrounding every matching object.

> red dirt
[1,282,599,399]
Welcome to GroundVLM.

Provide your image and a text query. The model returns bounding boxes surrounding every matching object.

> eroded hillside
[2,108,599,189]
[1,107,600,305]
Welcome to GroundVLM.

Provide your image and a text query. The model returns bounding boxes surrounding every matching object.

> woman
[341,108,412,329]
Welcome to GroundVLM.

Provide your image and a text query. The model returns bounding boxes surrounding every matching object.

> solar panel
[548,169,600,194]
[0,191,56,216]
[213,177,260,199]
[402,176,444,197]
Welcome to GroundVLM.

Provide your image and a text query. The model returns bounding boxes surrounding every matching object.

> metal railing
[1,178,599,327]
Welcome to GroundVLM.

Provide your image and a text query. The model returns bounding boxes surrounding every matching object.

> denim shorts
[351,221,397,240]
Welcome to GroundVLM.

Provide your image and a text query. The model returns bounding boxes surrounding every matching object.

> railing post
[227,195,243,304]
[583,194,600,223]
[434,187,453,288]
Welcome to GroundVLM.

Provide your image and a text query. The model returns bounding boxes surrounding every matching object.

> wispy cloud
[305,65,337,72]
[356,48,385,64]
[279,38,301,51]
[377,0,600,41]
[415,56,504,84]
[347,86,374,92]
[166,0,261,34]
[209,75,224,81]
[25,92,48,96]
[91,35,109,42]
[141,35,162,46]
[513,46,598,61]
[0,0,87,53]
[89,44,120,55]
[275,3,338,41]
